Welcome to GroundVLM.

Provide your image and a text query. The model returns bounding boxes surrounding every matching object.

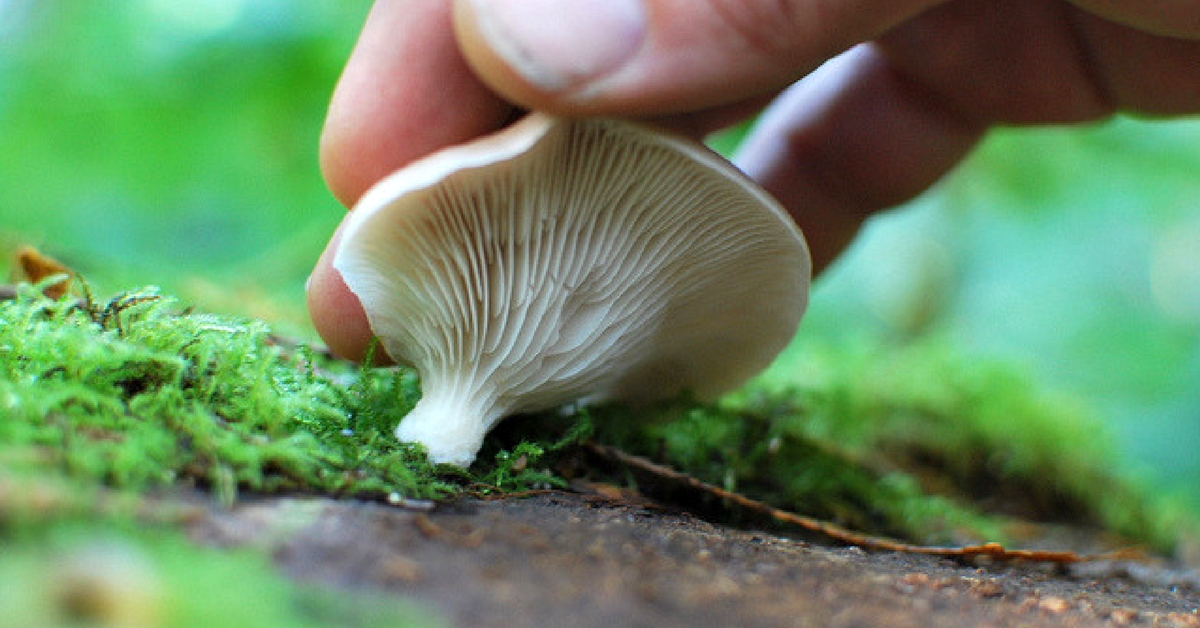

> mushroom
[333,113,810,467]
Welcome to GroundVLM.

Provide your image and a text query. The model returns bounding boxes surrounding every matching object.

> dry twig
[583,441,1147,565]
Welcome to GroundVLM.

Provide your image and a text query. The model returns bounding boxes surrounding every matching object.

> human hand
[308,0,1200,362]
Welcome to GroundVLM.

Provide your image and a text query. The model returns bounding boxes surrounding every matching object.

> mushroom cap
[334,114,810,466]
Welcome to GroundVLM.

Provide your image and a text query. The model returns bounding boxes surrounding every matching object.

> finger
[307,222,391,363]
[735,45,984,274]
[1067,0,1200,38]
[1070,9,1200,115]
[875,0,1115,125]
[321,0,516,208]
[452,0,944,116]
[877,0,1200,120]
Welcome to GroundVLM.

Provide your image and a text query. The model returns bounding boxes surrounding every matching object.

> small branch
[582,441,1146,565]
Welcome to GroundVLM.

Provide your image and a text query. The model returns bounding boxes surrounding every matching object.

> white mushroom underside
[335,115,809,466]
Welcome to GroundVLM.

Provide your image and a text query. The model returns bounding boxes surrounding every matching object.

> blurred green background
[2,1,1197,509]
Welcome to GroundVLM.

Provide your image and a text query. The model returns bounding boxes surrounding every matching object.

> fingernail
[465,0,645,91]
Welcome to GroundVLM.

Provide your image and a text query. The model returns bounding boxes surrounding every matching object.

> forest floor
[192,489,1200,628]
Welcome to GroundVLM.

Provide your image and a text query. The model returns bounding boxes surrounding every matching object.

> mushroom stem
[395,385,502,467]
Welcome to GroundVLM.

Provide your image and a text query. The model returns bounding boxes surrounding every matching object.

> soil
[191,490,1200,628]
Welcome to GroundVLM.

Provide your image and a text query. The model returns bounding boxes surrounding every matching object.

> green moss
[0,284,572,507]
[0,283,1188,556]
[591,339,1184,550]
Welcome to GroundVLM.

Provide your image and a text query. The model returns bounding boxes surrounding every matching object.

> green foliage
[0,284,575,507]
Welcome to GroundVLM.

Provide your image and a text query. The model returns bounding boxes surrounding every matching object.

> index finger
[320,0,516,208]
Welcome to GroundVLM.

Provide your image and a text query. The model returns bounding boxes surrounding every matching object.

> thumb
[453,0,942,115]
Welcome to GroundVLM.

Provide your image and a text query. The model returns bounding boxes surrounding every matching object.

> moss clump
[592,340,1183,551]
[0,284,572,507]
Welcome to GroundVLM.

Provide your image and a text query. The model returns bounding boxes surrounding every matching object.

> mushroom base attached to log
[334,114,811,467]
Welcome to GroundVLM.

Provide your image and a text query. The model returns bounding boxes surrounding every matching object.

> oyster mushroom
[334,114,810,467]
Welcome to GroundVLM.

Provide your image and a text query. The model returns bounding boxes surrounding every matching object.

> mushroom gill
[334,114,810,467]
